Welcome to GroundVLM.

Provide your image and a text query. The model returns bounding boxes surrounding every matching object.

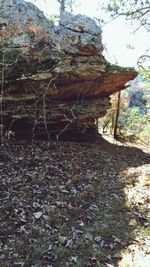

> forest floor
[0,134,150,267]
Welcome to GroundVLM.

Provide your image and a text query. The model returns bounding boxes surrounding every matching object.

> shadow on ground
[0,134,149,266]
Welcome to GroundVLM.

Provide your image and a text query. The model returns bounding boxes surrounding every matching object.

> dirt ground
[0,134,150,267]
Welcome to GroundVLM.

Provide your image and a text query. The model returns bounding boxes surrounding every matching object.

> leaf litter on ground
[0,137,150,267]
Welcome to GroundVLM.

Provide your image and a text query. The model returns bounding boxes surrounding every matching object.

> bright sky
[25,0,149,68]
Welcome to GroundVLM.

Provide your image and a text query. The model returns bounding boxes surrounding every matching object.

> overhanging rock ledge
[0,0,138,139]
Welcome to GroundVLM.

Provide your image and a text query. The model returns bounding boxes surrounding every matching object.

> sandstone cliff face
[0,0,137,139]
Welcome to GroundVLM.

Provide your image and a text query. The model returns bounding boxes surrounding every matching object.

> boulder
[0,0,137,139]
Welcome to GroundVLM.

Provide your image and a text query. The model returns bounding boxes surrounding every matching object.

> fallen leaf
[33,211,43,219]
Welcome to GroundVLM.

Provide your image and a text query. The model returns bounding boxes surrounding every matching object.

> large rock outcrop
[0,0,137,139]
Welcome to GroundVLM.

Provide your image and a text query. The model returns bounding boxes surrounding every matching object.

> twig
[41,73,59,142]
[0,26,5,145]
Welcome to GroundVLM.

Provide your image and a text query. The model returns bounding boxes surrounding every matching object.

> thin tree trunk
[59,0,65,13]
[114,91,121,139]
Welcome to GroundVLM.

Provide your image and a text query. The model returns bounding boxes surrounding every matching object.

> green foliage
[119,106,149,143]
[119,75,150,143]
[100,0,150,143]
[120,107,147,132]
[100,75,150,144]
[138,54,150,80]
[103,0,150,31]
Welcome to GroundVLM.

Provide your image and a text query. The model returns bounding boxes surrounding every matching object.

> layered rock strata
[0,0,137,139]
